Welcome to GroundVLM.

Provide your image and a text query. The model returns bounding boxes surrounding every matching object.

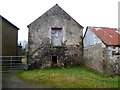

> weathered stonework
[84,44,104,74]
[105,46,120,75]
[84,44,120,75]
[27,4,83,69]
[28,40,83,69]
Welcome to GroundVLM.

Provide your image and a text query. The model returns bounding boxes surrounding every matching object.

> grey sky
[0,0,119,42]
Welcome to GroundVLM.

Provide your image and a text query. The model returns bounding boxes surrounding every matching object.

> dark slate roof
[0,15,19,30]
[27,4,83,28]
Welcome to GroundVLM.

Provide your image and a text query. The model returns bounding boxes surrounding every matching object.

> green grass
[15,67,120,88]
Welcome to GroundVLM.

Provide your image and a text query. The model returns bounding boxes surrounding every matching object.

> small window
[51,28,62,46]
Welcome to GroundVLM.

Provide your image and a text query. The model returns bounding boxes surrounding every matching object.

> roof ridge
[27,4,83,28]
[87,26,117,29]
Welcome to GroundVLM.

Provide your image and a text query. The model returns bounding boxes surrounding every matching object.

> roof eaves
[0,15,19,30]
[27,4,59,28]
[91,27,120,46]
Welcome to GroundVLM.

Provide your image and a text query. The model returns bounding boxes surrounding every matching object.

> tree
[18,40,28,55]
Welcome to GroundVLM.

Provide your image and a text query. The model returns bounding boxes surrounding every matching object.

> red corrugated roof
[91,27,120,45]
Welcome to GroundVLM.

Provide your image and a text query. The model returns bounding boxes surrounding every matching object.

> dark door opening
[52,56,57,63]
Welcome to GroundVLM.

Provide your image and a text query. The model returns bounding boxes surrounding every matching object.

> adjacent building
[83,26,120,75]
[0,15,21,62]
[27,4,83,69]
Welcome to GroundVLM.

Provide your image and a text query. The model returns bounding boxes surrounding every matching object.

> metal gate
[0,56,27,72]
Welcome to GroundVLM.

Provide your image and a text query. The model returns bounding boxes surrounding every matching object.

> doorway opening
[52,56,57,64]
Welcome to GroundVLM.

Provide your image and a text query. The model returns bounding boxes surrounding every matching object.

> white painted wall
[84,29,102,47]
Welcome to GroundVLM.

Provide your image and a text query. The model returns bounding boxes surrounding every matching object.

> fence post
[11,56,12,70]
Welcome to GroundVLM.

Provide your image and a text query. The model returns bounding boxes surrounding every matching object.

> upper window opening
[51,28,62,46]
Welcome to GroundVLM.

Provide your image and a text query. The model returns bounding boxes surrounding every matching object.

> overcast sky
[0,0,119,42]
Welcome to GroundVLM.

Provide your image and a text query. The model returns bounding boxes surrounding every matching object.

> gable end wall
[28,5,83,69]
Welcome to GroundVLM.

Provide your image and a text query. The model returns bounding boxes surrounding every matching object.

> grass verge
[15,67,119,88]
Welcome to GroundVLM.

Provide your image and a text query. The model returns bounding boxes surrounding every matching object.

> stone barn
[27,4,83,69]
[83,26,120,75]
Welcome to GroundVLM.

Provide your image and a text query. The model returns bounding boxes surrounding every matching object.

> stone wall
[105,46,120,75]
[84,44,104,73]
[28,9,83,52]
[28,41,83,69]
[84,44,120,75]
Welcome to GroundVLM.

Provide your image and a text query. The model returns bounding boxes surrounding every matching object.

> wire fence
[0,56,27,73]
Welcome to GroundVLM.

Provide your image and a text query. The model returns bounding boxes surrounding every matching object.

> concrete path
[2,73,48,89]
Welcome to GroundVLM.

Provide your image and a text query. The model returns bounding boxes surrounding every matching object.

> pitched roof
[91,27,120,45]
[0,15,19,30]
[27,4,83,28]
